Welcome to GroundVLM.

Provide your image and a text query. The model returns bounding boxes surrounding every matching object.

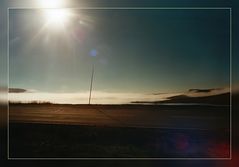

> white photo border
[7,7,232,160]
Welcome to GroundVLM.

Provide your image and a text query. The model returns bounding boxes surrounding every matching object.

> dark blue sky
[9,8,230,93]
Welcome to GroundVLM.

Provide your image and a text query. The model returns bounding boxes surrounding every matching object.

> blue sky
[9,8,230,95]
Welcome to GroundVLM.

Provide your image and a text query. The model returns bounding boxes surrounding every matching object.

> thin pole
[88,65,94,104]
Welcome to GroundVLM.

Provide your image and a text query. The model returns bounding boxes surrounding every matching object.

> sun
[38,0,64,8]
[37,0,70,28]
[44,9,70,28]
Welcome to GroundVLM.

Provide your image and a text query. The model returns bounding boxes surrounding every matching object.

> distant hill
[161,92,230,105]
[132,92,230,105]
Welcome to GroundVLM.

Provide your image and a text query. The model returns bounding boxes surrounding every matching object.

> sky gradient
[9,8,230,103]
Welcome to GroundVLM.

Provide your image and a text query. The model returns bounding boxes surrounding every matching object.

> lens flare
[38,0,64,8]
[44,9,70,27]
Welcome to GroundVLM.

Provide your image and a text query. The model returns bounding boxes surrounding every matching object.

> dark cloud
[163,93,230,105]
[132,87,230,105]
[9,88,27,93]
[188,88,222,93]
[132,93,230,105]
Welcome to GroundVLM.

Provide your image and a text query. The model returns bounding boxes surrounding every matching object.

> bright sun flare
[38,0,64,8]
[44,9,70,27]
[38,0,70,28]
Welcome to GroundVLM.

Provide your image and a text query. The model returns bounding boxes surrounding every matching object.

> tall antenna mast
[88,65,94,104]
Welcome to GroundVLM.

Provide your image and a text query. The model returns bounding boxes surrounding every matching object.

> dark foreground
[9,104,230,158]
[10,123,230,158]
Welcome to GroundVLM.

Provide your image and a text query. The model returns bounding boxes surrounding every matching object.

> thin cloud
[188,88,223,93]
[185,87,229,97]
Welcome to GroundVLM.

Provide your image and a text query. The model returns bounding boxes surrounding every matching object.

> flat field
[9,104,230,158]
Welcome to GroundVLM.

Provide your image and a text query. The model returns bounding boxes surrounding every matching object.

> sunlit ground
[9,104,230,158]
